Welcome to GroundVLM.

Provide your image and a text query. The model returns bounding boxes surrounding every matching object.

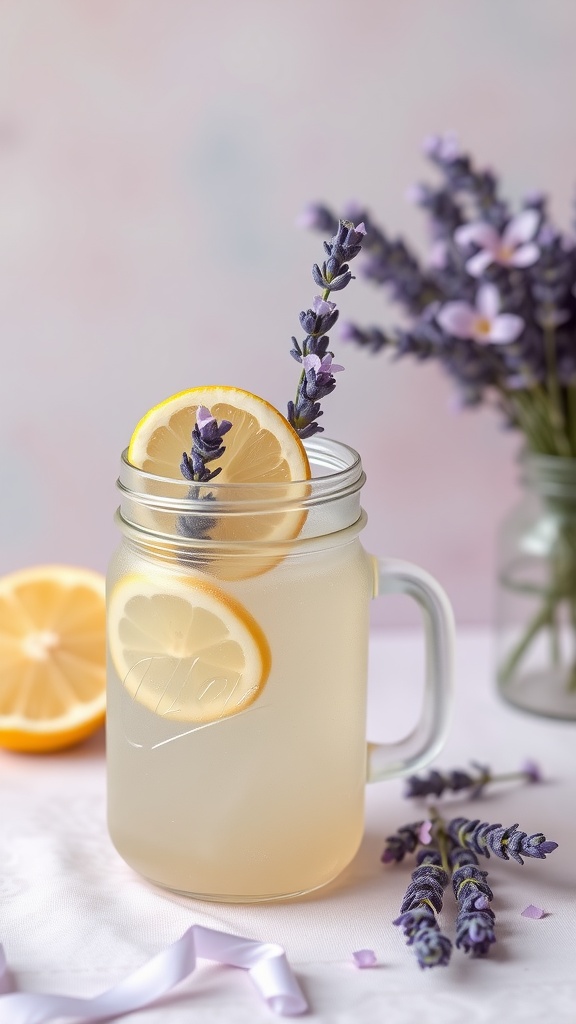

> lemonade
[106,446,374,899]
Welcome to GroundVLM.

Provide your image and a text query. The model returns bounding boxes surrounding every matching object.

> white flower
[437,284,524,345]
[455,210,540,277]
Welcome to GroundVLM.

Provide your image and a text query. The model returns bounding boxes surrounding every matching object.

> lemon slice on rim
[126,386,311,579]
[0,565,106,752]
[108,574,271,723]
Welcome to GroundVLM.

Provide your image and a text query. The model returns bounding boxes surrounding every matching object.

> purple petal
[302,354,320,373]
[422,133,441,156]
[418,821,433,845]
[437,301,477,339]
[465,250,495,277]
[521,905,546,919]
[429,240,448,269]
[486,314,524,344]
[406,183,427,205]
[312,295,337,315]
[455,222,499,250]
[438,132,460,161]
[476,283,500,319]
[509,242,540,268]
[503,209,539,246]
[352,949,377,968]
[196,406,214,429]
[354,221,367,235]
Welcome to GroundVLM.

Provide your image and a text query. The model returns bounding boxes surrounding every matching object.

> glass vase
[496,451,576,719]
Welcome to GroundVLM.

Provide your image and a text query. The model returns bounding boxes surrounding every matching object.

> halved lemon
[0,565,106,753]
[108,574,271,723]
[127,386,311,579]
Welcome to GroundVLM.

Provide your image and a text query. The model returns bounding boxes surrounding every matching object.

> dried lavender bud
[381,822,426,864]
[447,817,558,865]
[393,850,452,969]
[451,846,496,957]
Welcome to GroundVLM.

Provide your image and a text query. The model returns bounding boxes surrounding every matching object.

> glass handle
[367,557,455,783]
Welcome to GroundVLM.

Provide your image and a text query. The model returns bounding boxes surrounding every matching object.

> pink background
[1,0,575,626]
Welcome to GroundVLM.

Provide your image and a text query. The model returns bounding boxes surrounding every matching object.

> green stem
[544,324,571,457]
[498,594,560,686]
[430,807,451,875]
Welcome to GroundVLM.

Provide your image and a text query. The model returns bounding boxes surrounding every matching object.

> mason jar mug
[107,436,454,902]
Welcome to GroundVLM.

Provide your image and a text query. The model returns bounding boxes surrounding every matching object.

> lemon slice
[108,574,271,723]
[0,565,106,752]
[128,385,309,484]
[127,386,311,579]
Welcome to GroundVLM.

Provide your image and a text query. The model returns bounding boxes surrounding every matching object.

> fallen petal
[521,904,546,919]
[352,949,378,968]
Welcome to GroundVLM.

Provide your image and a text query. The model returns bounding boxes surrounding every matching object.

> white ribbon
[0,924,308,1021]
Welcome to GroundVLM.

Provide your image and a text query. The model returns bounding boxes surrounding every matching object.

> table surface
[0,628,574,1023]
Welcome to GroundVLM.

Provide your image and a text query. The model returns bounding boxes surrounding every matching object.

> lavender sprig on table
[450,846,496,957]
[287,219,366,439]
[393,849,452,968]
[384,789,558,969]
[447,817,558,864]
[381,822,427,863]
[403,759,542,800]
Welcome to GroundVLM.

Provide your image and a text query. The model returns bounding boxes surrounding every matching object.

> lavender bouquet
[303,135,576,711]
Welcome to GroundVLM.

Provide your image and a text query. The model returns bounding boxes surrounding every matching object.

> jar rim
[118,435,365,512]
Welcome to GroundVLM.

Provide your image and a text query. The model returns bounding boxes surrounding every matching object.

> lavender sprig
[404,759,542,800]
[180,406,232,484]
[450,846,496,957]
[393,850,452,969]
[381,822,427,864]
[177,406,232,545]
[447,816,558,864]
[287,220,365,439]
[304,136,576,455]
[385,798,557,969]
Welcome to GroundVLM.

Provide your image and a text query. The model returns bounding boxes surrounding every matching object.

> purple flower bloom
[422,132,461,163]
[437,284,524,345]
[180,407,232,484]
[455,210,540,276]
[520,759,542,784]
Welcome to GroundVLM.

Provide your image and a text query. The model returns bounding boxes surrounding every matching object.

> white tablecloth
[1,629,574,1023]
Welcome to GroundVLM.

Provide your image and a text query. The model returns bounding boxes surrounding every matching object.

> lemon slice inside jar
[108,574,271,723]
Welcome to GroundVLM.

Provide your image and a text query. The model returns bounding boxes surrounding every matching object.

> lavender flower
[180,407,232,484]
[447,817,558,864]
[403,760,541,800]
[437,283,525,345]
[393,850,452,969]
[287,219,365,438]
[455,210,541,276]
[381,822,427,863]
[451,847,496,957]
[304,137,576,457]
